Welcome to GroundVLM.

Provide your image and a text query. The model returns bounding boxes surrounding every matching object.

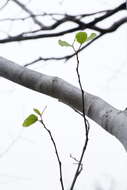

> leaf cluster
[23,108,43,127]
[58,31,96,47]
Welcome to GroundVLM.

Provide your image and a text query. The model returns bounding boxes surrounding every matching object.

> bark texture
[0,57,127,151]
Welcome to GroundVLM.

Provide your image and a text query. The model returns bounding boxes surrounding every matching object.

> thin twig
[24,55,72,67]
[0,3,125,44]
[39,118,64,190]
[24,33,103,67]
[69,45,90,190]
[0,0,10,10]
[70,154,83,174]
[12,0,44,28]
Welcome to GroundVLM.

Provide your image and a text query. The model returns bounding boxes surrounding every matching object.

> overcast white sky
[0,0,127,189]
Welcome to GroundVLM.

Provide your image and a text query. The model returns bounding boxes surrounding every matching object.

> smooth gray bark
[0,56,127,151]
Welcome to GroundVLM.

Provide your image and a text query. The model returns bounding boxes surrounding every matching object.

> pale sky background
[0,0,127,189]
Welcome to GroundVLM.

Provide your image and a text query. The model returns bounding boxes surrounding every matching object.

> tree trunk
[0,56,127,151]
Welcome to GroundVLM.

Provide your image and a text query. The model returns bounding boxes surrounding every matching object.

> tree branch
[12,0,44,28]
[0,57,127,151]
[0,2,126,44]
[0,0,10,10]
[24,33,103,66]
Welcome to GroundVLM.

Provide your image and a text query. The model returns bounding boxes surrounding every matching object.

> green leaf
[86,33,97,41]
[58,40,72,47]
[75,32,87,44]
[33,108,41,116]
[23,114,38,127]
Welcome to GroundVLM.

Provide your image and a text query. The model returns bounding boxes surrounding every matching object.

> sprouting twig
[39,118,64,190]
[24,34,103,67]
[70,154,83,175]
[70,44,90,190]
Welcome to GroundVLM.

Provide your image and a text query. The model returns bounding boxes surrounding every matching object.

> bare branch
[78,2,126,19]
[102,17,127,33]
[24,55,72,67]
[0,0,10,10]
[0,2,125,44]
[90,2,126,25]
[12,0,44,28]
[0,13,66,22]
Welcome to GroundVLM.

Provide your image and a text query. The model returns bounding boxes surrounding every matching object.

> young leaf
[33,108,41,116]
[23,114,38,127]
[75,32,87,44]
[58,40,72,47]
[86,33,97,41]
